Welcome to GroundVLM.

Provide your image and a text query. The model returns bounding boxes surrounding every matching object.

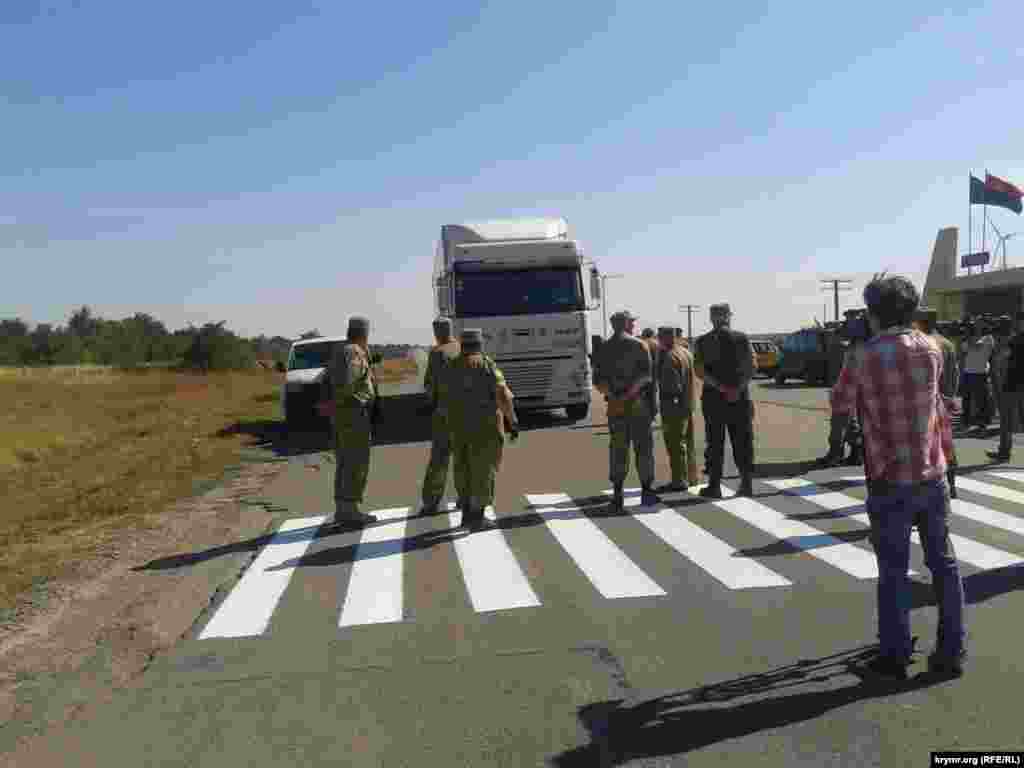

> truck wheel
[774,373,785,386]
[566,403,589,421]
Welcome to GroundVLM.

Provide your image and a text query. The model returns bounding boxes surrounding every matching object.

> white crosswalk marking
[525,493,666,599]
[446,507,541,613]
[199,516,327,640]
[606,488,791,589]
[338,508,410,627]
[780,478,1024,571]
[710,486,886,580]
[838,474,1024,540]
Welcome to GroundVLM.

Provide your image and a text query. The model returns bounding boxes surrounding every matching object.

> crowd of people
[313,272,1024,682]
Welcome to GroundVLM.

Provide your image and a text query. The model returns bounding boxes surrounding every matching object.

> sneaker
[640,488,660,507]
[927,651,966,678]
[699,485,723,500]
[856,655,910,681]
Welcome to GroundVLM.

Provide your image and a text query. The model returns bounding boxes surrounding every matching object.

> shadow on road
[551,645,947,766]
[758,380,828,390]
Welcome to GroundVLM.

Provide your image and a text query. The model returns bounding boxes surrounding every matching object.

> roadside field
[0,357,424,619]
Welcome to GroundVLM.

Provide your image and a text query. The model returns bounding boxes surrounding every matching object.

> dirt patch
[0,457,291,764]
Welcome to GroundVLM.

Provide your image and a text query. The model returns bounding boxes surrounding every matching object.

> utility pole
[821,278,853,323]
[601,273,624,338]
[678,304,701,346]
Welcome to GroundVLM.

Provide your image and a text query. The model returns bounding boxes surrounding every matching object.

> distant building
[922,227,1024,319]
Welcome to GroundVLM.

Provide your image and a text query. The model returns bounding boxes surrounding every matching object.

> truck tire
[566,403,589,422]
[774,373,786,386]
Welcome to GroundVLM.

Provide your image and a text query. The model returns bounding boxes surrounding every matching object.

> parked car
[751,341,779,377]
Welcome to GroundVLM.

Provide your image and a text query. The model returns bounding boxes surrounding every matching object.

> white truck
[433,218,602,421]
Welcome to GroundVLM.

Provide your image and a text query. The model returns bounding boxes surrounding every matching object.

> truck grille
[499,361,554,396]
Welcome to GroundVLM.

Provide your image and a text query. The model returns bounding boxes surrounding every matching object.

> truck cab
[434,219,601,421]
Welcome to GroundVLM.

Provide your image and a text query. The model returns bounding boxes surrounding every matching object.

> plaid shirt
[831,328,952,484]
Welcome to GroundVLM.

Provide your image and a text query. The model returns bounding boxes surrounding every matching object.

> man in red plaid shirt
[829,273,966,680]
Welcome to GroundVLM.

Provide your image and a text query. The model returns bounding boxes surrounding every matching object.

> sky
[3,1,1024,344]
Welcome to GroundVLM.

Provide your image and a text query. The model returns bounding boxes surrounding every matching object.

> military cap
[460,328,483,347]
[657,326,675,337]
[641,328,655,339]
[675,327,683,337]
[709,303,731,315]
[347,315,370,335]
[609,310,635,331]
[432,316,452,333]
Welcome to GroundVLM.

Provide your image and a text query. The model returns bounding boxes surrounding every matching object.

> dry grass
[374,356,420,385]
[0,367,286,615]
[0,358,422,616]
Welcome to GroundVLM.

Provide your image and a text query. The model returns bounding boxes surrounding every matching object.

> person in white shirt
[961,327,995,430]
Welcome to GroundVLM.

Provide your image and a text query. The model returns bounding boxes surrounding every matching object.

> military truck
[773,324,847,386]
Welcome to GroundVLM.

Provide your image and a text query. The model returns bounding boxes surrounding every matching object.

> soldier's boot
[335,501,377,527]
[419,498,441,517]
[609,483,625,513]
[737,474,754,497]
[844,444,863,466]
[946,468,958,499]
[699,479,723,499]
[457,496,469,512]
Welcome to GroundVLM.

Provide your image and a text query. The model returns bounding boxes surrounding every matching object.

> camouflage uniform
[595,311,657,510]
[656,327,696,489]
[323,317,377,523]
[419,318,466,514]
[445,328,519,529]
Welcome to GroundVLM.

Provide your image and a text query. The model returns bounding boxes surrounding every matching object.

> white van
[280,336,346,428]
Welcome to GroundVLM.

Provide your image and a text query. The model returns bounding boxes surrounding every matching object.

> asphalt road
[16,380,1024,767]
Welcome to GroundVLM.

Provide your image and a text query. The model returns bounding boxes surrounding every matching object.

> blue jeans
[866,478,966,660]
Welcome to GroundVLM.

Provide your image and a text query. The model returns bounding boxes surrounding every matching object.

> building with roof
[922,227,1024,320]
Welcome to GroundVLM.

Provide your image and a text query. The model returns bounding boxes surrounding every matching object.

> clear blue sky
[3,1,1023,343]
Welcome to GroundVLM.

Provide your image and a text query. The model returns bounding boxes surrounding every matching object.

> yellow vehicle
[751,340,779,377]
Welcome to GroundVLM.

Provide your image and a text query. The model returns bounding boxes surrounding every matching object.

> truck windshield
[288,341,336,370]
[453,268,583,317]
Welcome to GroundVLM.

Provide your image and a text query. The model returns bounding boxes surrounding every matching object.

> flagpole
[969,172,973,276]
[983,168,988,268]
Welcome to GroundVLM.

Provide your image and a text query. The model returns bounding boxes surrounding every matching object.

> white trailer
[433,218,602,421]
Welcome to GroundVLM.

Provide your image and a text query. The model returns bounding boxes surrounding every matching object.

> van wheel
[566,404,589,421]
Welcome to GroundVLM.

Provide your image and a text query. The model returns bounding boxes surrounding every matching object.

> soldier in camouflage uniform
[595,310,659,511]
[419,317,466,515]
[446,328,520,530]
[656,326,696,491]
[320,316,378,526]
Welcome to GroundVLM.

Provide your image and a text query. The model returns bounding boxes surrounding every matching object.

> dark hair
[863,272,919,329]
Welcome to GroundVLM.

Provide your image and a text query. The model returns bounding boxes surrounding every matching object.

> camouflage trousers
[608,398,654,487]
[449,428,503,512]
[660,400,694,485]
[333,405,372,507]
[421,410,468,507]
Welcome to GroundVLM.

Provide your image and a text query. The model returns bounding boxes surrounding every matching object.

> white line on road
[607,488,791,589]
[447,507,541,613]
[198,516,327,640]
[338,508,410,627]
[714,490,885,580]
[792,478,1024,571]
[525,493,666,599]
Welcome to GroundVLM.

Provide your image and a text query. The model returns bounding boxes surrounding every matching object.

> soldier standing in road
[319,316,378,526]
[445,328,520,530]
[914,307,961,497]
[419,317,466,516]
[693,303,755,498]
[594,310,659,511]
[988,312,1024,463]
[656,326,696,491]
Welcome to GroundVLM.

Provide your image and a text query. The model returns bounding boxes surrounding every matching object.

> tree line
[0,309,424,370]
[0,306,294,370]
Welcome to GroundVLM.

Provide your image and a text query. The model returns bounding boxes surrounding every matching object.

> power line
[820,278,853,323]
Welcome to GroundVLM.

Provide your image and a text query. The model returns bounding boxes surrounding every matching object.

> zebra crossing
[196,472,1024,641]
